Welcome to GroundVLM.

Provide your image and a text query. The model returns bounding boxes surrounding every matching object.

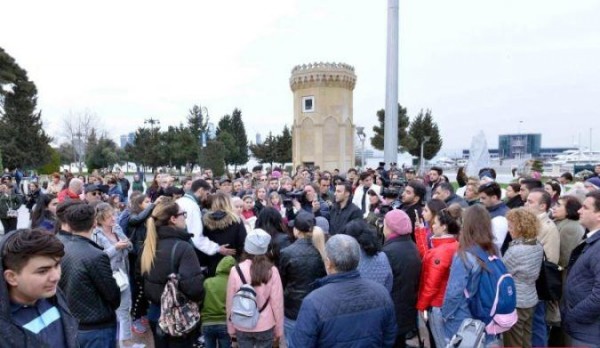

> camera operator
[399,180,426,237]
[284,183,330,223]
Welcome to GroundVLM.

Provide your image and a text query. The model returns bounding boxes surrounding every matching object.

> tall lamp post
[356,127,366,170]
[420,136,430,176]
[201,106,209,147]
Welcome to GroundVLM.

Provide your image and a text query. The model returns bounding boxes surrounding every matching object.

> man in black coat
[329,182,363,235]
[58,204,121,348]
[382,209,422,348]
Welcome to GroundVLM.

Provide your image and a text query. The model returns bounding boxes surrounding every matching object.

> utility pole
[384,0,399,164]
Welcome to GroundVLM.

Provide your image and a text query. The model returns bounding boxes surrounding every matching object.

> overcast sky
[2,0,599,157]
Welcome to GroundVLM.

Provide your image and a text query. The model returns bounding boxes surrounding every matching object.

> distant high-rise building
[256,133,262,145]
[498,133,541,159]
[120,132,136,148]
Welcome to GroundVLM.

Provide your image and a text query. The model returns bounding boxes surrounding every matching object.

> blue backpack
[466,247,517,335]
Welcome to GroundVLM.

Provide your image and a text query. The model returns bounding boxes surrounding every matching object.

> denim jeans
[78,326,117,348]
[570,337,599,348]
[117,286,132,341]
[202,324,231,348]
[429,307,448,348]
[236,328,274,348]
[532,301,548,347]
[284,316,296,346]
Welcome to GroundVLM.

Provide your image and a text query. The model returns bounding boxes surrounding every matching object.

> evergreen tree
[187,105,209,165]
[0,47,52,169]
[200,139,227,176]
[249,132,277,168]
[86,136,119,171]
[229,108,249,167]
[274,125,292,166]
[407,109,443,160]
[370,104,415,153]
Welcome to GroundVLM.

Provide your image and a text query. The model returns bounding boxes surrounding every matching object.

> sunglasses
[175,211,187,218]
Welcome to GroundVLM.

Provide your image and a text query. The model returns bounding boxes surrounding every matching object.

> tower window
[302,96,314,113]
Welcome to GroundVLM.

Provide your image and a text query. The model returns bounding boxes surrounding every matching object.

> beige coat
[537,213,560,264]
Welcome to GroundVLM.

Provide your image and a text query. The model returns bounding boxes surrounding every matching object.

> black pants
[150,321,198,348]
[1,218,17,234]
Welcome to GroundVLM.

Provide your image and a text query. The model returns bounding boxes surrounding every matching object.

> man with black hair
[58,204,121,348]
[558,172,573,195]
[176,179,235,258]
[1,229,78,348]
[519,178,543,202]
[433,182,468,208]
[330,182,363,235]
[478,182,510,254]
[426,166,443,201]
[400,180,426,237]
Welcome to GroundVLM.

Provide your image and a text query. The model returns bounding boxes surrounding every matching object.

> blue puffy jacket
[290,270,397,348]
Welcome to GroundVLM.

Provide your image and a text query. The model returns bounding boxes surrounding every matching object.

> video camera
[281,189,307,209]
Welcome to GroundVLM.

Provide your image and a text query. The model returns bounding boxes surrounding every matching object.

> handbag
[158,241,200,337]
[112,268,129,292]
[536,251,563,301]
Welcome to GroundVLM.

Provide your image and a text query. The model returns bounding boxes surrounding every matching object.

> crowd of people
[1,162,600,348]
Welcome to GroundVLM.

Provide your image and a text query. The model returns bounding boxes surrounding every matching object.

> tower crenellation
[290,62,357,91]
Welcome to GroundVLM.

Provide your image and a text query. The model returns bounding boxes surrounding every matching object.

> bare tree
[62,109,101,173]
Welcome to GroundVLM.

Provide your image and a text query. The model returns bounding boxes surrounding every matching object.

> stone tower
[289,62,357,171]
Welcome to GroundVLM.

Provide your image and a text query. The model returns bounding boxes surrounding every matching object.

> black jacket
[142,226,205,305]
[0,232,79,348]
[279,238,327,320]
[201,210,247,277]
[57,231,121,330]
[401,203,423,239]
[329,201,363,235]
[506,195,525,209]
[383,234,422,335]
[128,203,155,255]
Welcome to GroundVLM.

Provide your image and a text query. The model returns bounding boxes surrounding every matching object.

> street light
[201,107,209,148]
[420,136,431,176]
[356,126,366,170]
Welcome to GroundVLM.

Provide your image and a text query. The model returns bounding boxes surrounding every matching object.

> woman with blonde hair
[202,192,247,277]
[503,208,544,348]
[141,200,204,347]
[92,202,134,347]
[278,211,327,344]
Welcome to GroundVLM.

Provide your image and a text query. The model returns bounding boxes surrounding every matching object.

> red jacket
[415,225,431,259]
[57,189,80,203]
[416,236,458,310]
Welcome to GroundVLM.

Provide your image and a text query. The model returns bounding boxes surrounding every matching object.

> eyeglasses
[175,212,187,218]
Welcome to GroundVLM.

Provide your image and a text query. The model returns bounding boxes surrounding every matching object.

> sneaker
[131,319,147,334]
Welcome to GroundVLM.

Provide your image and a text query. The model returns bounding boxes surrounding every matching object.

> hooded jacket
[202,210,247,277]
[0,231,79,348]
[201,256,236,325]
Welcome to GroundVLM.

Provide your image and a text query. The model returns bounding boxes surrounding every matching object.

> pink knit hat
[384,209,412,235]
